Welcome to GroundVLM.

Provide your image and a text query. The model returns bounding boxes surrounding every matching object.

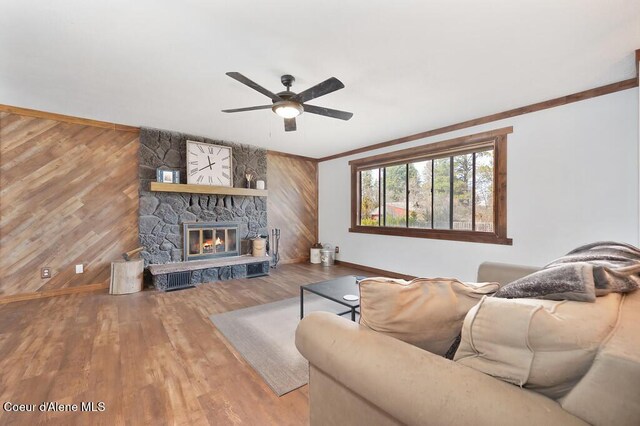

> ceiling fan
[222,72,353,132]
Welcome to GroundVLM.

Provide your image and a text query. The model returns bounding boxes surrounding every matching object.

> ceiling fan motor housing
[275,91,295,101]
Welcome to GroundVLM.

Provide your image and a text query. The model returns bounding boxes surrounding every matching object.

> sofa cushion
[559,290,640,425]
[454,294,621,399]
[358,277,499,356]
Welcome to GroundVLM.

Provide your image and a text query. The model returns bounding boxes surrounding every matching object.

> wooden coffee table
[300,275,363,322]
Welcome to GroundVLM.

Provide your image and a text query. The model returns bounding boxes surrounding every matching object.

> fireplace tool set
[271,228,281,268]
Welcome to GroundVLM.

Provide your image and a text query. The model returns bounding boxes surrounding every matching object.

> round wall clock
[186,141,233,186]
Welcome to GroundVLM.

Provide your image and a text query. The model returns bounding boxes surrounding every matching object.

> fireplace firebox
[183,222,240,261]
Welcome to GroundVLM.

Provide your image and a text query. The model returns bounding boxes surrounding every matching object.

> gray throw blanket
[493,241,640,302]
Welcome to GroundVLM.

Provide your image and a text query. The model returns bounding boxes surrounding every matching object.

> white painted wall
[319,88,639,281]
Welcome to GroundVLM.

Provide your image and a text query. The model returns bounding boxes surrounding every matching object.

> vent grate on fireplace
[165,271,192,291]
[247,262,269,278]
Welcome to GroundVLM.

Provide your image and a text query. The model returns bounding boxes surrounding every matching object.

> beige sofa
[295,262,640,426]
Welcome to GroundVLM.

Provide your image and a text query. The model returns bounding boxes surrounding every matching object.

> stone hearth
[148,255,271,290]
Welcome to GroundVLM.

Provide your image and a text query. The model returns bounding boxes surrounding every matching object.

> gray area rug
[210,295,347,396]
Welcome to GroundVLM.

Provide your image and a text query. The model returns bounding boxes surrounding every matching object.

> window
[350,127,512,245]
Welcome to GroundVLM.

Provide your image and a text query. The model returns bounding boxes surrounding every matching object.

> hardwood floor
[0,263,367,425]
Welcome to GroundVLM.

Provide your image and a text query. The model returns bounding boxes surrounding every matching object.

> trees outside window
[408,161,432,228]
[359,168,380,226]
[351,128,511,245]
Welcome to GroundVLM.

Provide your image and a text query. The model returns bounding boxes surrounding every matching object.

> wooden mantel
[150,182,268,197]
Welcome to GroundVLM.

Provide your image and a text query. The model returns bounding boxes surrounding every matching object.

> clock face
[186,141,233,186]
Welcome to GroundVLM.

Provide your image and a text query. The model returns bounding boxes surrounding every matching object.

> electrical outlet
[335,246,340,254]
[41,267,51,279]
[75,264,84,274]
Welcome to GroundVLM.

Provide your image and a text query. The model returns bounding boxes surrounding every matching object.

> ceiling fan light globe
[272,101,303,118]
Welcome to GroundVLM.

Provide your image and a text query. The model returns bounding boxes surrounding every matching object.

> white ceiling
[1,1,639,158]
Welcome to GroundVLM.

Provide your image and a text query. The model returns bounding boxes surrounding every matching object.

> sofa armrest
[477,261,540,286]
[296,312,587,426]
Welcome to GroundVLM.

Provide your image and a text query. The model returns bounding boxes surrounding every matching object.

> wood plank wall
[0,112,140,299]
[266,152,318,263]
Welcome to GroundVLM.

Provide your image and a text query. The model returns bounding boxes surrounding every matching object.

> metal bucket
[320,249,335,266]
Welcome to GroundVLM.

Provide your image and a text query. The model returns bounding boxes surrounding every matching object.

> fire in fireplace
[183,222,240,261]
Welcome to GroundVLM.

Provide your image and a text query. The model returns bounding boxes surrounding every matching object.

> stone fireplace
[138,127,268,289]
[138,128,267,265]
[183,222,240,261]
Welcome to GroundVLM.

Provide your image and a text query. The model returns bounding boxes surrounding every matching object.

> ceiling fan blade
[226,72,282,102]
[284,117,297,132]
[221,105,273,113]
[303,104,353,121]
[290,77,345,104]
